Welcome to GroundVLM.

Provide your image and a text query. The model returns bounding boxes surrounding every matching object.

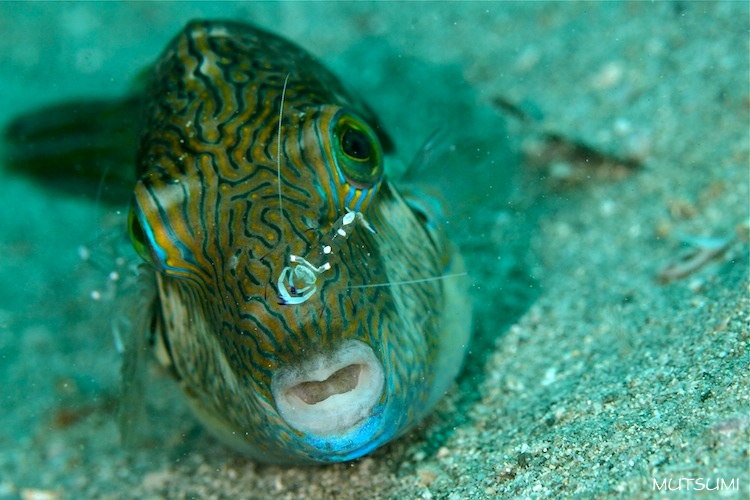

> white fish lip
[271,340,385,437]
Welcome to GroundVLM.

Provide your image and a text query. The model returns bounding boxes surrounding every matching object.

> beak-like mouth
[271,340,384,437]
[286,363,362,404]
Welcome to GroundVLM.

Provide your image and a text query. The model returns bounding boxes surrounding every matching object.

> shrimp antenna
[348,272,467,289]
[277,73,291,246]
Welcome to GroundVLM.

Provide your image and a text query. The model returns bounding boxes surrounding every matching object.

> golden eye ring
[332,113,383,188]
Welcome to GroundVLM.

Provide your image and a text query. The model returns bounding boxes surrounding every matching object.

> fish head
[127,20,462,463]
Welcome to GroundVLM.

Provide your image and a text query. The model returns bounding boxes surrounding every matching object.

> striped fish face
[128,21,468,463]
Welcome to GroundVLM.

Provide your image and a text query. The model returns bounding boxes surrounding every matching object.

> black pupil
[341,127,371,160]
[130,213,146,244]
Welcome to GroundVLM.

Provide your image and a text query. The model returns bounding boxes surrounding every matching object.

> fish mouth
[271,340,384,437]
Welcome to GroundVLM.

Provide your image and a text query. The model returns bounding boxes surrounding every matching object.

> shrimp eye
[128,206,153,263]
[333,113,383,188]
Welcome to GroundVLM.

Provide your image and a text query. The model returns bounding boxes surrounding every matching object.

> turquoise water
[1,3,748,498]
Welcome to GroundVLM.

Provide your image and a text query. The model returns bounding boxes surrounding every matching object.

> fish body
[126,20,471,464]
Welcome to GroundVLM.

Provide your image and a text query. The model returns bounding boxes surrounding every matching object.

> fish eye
[128,207,153,263]
[333,114,383,188]
[341,127,371,161]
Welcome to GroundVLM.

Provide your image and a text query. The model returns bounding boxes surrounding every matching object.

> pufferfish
[9,19,472,464]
